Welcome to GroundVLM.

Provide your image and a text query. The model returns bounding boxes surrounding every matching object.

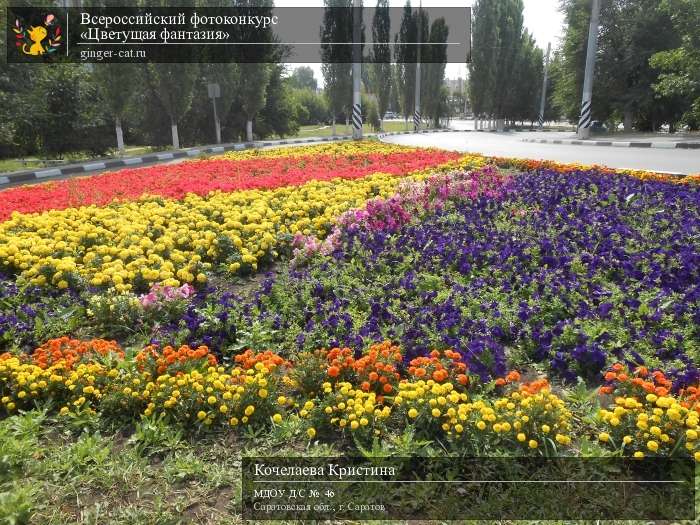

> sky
[278,0,566,86]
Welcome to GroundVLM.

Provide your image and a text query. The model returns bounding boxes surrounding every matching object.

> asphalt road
[383,121,700,175]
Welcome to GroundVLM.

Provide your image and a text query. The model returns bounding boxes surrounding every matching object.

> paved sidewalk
[0,129,464,189]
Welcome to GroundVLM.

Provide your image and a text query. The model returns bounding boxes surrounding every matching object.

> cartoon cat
[23,25,47,55]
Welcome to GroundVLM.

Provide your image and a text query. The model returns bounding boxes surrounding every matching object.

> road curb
[0,129,463,189]
[521,137,700,150]
[0,135,359,188]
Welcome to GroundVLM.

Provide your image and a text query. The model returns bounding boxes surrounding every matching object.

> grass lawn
[293,120,416,138]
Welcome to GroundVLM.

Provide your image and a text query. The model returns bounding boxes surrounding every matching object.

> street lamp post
[351,0,363,140]
[577,0,601,139]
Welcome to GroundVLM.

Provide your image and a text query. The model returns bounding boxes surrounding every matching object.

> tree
[650,0,700,129]
[92,64,138,153]
[469,0,541,126]
[144,64,198,149]
[423,17,449,127]
[468,0,499,120]
[321,0,353,135]
[289,66,318,91]
[492,0,524,120]
[291,88,330,125]
[239,63,272,141]
[25,65,111,156]
[395,1,417,127]
[257,64,300,138]
[504,31,543,125]
[370,0,392,129]
[234,0,276,142]
[554,0,681,130]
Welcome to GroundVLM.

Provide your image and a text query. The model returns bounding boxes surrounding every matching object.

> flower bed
[0,142,459,220]
[235,167,700,385]
[1,339,698,461]
[0,142,699,466]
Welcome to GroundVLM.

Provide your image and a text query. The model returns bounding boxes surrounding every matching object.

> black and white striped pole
[577,0,601,139]
[538,42,551,129]
[352,0,363,140]
[413,1,422,132]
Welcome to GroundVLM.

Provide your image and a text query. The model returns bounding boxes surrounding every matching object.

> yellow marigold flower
[476,420,486,430]
[219,405,228,414]
[647,441,659,452]
[272,413,283,424]
[197,411,207,420]
[244,405,255,416]
[207,396,217,405]
[350,420,360,430]
[686,429,698,441]
[517,433,526,442]
[307,427,316,438]
[598,432,610,443]
[555,434,571,445]
[431,408,441,418]
[623,435,633,445]
[528,439,538,449]
[408,408,419,419]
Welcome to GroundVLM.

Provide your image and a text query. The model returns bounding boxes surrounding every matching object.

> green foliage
[423,17,450,126]
[469,0,542,123]
[291,87,330,125]
[322,0,354,126]
[363,94,382,131]
[257,65,301,138]
[555,0,686,130]
[0,483,35,525]
[144,64,198,127]
[649,0,700,128]
[288,66,318,91]
[394,1,418,119]
[370,0,393,125]
[128,416,185,458]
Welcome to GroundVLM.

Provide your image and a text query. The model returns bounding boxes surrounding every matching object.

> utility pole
[413,1,422,131]
[538,42,551,129]
[577,0,601,139]
[351,0,363,140]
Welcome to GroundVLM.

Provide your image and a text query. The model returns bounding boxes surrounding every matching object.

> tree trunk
[246,120,253,142]
[623,110,633,133]
[115,116,125,154]
[331,116,336,136]
[171,121,180,150]
[379,118,383,132]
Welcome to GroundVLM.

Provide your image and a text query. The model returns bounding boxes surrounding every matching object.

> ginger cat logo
[13,13,62,56]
